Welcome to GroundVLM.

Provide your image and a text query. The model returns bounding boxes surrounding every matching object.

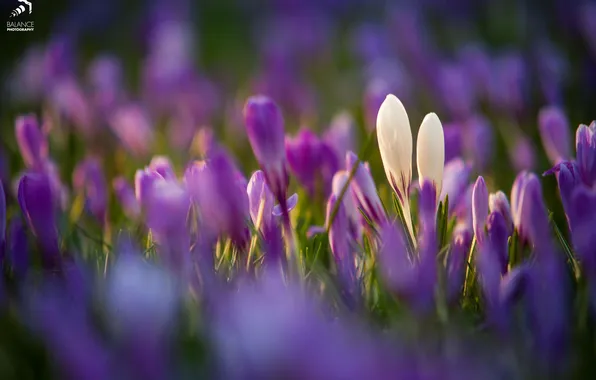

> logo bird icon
[10,0,32,17]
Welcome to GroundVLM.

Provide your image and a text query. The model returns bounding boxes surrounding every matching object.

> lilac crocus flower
[511,172,550,246]
[326,194,359,308]
[346,151,387,227]
[489,191,514,236]
[145,180,191,278]
[575,121,596,187]
[243,96,289,209]
[18,173,61,269]
[472,176,489,243]
[50,78,95,136]
[567,187,596,277]
[134,168,163,208]
[538,106,571,165]
[476,233,507,331]
[113,177,140,219]
[15,115,49,170]
[446,229,472,304]
[73,158,108,224]
[191,148,250,249]
[554,161,580,223]
[87,55,124,115]
[486,211,509,275]
[332,170,363,242]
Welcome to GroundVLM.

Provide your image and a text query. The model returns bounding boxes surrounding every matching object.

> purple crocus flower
[243,96,289,210]
[489,53,527,116]
[489,191,514,236]
[286,127,338,198]
[326,194,359,308]
[247,170,275,231]
[458,44,492,100]
[472,176,488,243]
[575,121,596,187]
[73,158,108,224]
[511,135,537,172]
[191,148,250,249]
[332,170,363,243]
[538,106,571,165]
[486,211,509,275]
[262,219,285,268]
[511,172,550,246]
[446,229,471,305]
[112,177,140,219]
[346,151,387,227]
[87,55,124,115]
[50,77,95,136]
[15,115,49,170]
[18,173,61,270]
[145,180,191,278]
[415,180,439,312]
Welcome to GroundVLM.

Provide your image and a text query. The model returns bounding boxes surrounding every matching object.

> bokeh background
[0,0,595,377]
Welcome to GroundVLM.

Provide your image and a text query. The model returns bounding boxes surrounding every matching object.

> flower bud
[472,176,488,242]
[417,112,445,195]
[538,106,571,165]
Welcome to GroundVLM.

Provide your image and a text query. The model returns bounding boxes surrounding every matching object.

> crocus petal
[272,193,298,217]
[417,112,445,195]
[346,151,387,227]
[576,122,596,187]
[247,170,275,230]
[440,158,471,212]
[486,211,509,275]
[446,229,472,304]
[377,94,412,207]
[149,156,177,181]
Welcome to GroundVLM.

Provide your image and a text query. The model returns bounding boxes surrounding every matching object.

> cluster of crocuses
[1,82,594,378]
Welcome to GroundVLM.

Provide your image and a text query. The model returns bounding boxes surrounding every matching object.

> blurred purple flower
[489,53,527,116]
[350,23,390,63]
[440,158,471,213]
[145,180,191,277]
[73,158,108,224]
[463,115,493,171]
[567,186,596,277]
[443,124,463,164]
[18,173,61,270]
[15,115,49,170]
[190,148,250,249]
[323,111,356,166]
[87,55,124,115]
[538,106,571,165]
[437,63,475,120]
[511,135,536,172]
[50,78,95,135]
[109,104,154,157]
[332,171,363,242]
[113,177,140,219]
[134,168,163,208]
[363,78,390,132]
[458,44,492,100]
[511,172,550,246]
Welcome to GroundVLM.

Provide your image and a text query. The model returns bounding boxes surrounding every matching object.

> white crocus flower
[417,112,445,196]
[376,94,414,239]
